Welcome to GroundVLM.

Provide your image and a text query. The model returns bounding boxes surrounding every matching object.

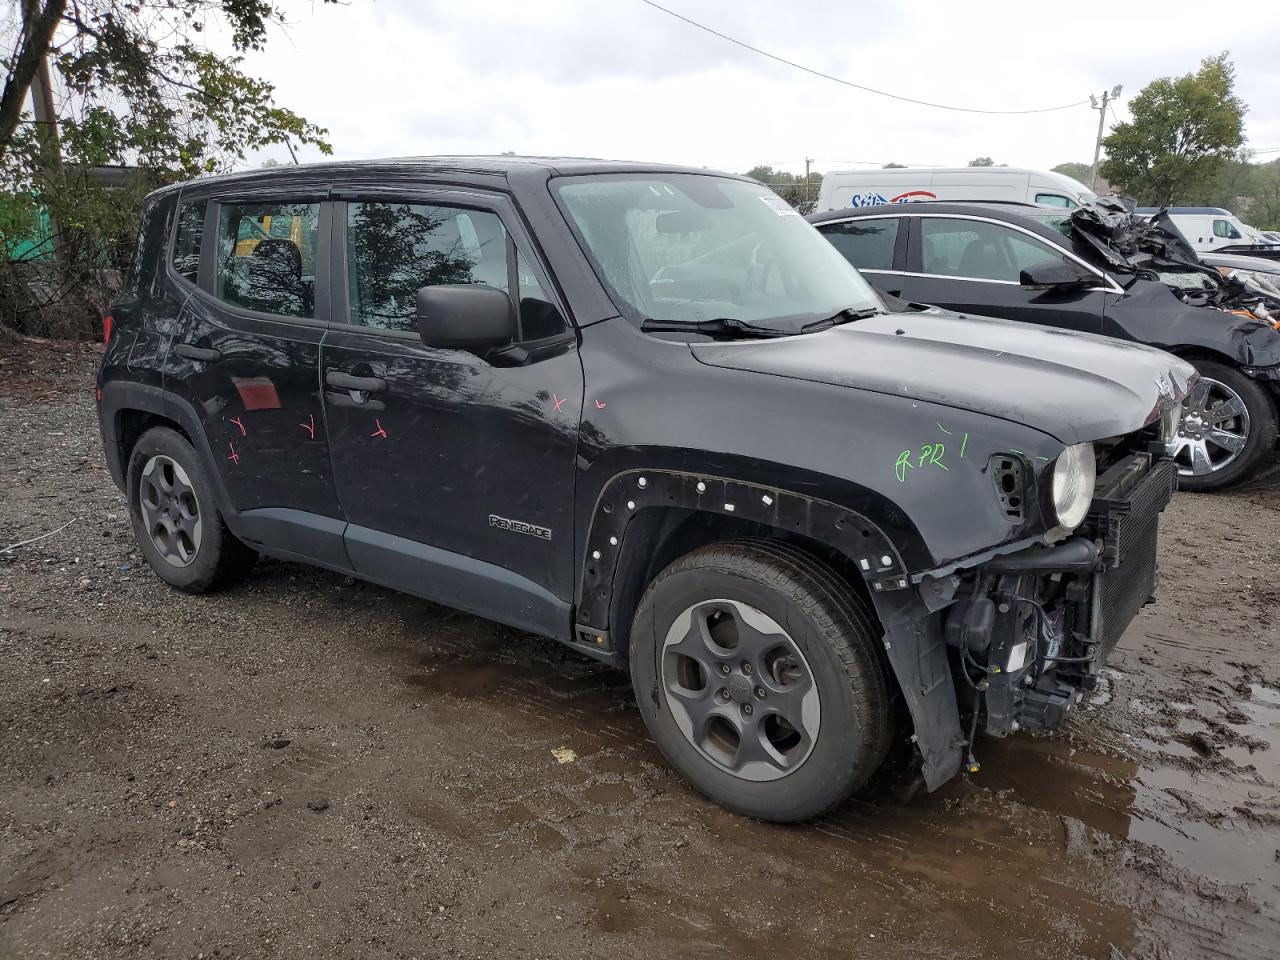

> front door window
[920,218,1076,283]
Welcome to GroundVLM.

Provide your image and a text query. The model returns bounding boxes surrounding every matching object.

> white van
[814,166,1096,213]
[1133,207,1280,254]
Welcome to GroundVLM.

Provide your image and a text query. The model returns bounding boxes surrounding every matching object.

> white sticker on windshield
[758,194,800,217]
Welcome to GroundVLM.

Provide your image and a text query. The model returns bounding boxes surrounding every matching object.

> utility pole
[1089,85,1122,191]
[804,156,814,207]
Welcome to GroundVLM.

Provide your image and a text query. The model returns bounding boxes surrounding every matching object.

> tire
[629,539,892,822]
[126,426,257,592]
[1171,359,1277,492]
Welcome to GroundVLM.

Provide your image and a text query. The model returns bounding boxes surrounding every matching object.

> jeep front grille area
[945,450,1176,739]
[1083,454,1177,663]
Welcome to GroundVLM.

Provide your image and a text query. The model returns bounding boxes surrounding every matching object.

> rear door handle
[174,343,222,362]
[325,370,386,393]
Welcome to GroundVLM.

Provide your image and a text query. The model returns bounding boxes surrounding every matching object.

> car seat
[958,238,1012,282]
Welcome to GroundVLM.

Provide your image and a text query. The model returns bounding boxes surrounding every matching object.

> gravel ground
[1,337,1278,960]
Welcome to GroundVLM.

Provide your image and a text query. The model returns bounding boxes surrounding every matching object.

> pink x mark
[552,393,567,414]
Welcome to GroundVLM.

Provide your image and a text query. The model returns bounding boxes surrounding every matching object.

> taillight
[102,313,113,344]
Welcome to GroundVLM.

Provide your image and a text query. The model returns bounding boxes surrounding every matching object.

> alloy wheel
[661,599,820,781]
[138,454,203,567]
[1166,376,1250,478]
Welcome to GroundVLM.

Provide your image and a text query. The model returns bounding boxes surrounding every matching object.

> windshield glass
[554,174,882,330]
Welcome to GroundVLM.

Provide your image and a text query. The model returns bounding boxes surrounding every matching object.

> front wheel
[629,540,892,822]
[1168,360,1277,491]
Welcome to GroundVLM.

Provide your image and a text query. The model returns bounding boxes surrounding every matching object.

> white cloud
[229,0,1280,177]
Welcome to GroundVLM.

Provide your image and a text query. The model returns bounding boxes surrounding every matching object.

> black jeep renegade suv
[98,157,1193,821]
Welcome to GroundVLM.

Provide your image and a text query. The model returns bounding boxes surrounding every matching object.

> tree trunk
[0,0,67,163]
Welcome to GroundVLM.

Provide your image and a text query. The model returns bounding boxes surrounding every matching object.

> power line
[636,0,1090,115]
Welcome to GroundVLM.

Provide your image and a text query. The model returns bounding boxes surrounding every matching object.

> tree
[967,156,994,167]
[1052,162,1092,183]
[0,1,336,337]
[1100,53,1245,206]
[882,162,906,169]
[744,164,823,214]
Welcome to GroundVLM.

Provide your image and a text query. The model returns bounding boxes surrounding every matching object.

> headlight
[1051,442,1096,530]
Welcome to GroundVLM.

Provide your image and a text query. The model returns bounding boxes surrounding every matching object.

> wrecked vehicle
[811,197,1280,489]
[1199,251,1280,301]
[99,158,1192,821]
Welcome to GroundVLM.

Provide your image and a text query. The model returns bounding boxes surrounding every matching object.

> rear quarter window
[171,199,205,284]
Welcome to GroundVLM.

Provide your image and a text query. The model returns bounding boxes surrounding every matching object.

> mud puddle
[977,732,1279,891]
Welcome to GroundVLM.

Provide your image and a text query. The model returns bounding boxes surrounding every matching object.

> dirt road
[1,339,1277,959]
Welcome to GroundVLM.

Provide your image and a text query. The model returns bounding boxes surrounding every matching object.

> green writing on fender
[895,430,969,483]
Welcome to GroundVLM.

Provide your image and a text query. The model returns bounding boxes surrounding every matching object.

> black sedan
[809,201,1280,490]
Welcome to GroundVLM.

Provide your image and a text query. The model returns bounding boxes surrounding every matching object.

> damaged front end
[1070,196,1280,328]
[945,450,1176,757]
[896,430,1180,786]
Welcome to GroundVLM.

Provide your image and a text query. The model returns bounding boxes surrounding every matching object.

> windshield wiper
[640,317,792,339]
[800,306,883,333]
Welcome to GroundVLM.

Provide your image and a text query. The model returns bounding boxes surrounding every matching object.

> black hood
[691,308,1195,445]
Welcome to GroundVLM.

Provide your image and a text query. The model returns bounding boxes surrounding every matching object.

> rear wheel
[629,539,891,822]
[1169,360,1276,491]
[126,426,256,592]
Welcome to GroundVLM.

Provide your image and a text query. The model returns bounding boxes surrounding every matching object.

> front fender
[1110,282,1280,369]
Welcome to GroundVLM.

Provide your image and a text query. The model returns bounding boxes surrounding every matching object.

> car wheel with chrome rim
[1167,360,1276,491]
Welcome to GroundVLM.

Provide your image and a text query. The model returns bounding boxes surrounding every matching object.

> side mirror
[415,284,516,353]
[1019,258,1095,290]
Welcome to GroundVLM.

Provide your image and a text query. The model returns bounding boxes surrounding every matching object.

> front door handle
[174,343,222,362]
[325,370,386,393]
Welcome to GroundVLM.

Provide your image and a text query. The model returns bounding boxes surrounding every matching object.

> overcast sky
[231,0,1280,179]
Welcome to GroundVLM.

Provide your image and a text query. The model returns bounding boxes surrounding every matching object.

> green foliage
[1248,164,1280,231]
[1100,53,1245,206]
[1052,162,1092,184]
[882,162,906,169]
[0,1,338,335]
[967,156,994,167]
[743,165,823,214]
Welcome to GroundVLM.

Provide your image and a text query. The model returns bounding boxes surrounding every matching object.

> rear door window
[214,202,320,318]
[814,218,900,271]
[920,218,1075,283]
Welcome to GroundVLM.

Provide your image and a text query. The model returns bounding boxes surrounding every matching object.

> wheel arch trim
[575,469,912,637]
[99,381,236,523]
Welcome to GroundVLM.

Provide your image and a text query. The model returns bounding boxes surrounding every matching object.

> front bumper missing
[946,452,1176,738]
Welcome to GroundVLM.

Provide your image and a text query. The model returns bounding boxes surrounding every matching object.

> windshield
[554,174,882,331]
